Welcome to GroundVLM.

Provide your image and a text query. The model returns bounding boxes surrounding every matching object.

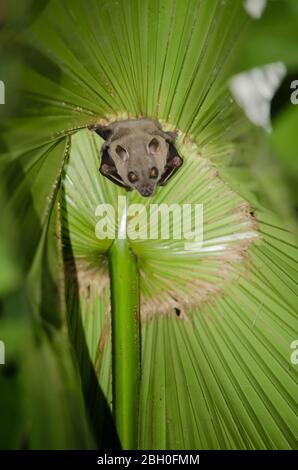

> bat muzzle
[139,187,154,197]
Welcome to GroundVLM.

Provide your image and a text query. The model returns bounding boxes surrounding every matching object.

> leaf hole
[174,308,181,317]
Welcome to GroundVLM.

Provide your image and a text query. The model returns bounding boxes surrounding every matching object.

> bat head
[89,119,183,197]
[108,134,169,197]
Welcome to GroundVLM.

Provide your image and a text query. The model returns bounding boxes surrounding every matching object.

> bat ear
[89,124,113,140]
[148,137,160,155]
[99,146,130,190]
[115,144,129,162]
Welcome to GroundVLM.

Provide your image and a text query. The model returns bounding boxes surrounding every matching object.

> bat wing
[89,123,113,141]
[158,142,183,186]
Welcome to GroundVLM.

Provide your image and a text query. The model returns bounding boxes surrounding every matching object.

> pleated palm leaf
[0,0,297,450]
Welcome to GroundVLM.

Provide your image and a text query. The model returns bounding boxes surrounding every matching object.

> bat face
[89,119,183,197]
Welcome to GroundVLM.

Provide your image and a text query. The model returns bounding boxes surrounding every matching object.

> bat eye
[149,166,159,179]
[128,171,138,183]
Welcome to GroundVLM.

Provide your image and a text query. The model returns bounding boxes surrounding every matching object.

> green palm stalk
[108,229,140,449]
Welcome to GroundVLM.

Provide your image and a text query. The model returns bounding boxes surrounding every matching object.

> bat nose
[140,187,153,197]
